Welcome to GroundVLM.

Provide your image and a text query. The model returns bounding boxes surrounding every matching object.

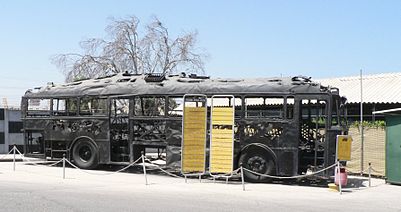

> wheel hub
[248,156,267,173]
[79,145,92,162]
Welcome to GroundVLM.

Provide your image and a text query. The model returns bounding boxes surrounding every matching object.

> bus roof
[23,73,336,98]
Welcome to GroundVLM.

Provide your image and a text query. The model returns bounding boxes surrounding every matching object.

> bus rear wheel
[239,148,275,183]
[72,139,98,169]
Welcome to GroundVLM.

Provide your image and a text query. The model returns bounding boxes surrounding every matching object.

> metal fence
[346,127,385,176]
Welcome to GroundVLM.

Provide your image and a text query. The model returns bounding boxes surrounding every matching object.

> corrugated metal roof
[318,73,401,104]
[373,108,401,115]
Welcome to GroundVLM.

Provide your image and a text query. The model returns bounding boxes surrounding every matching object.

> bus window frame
[52,97,79,116]
[26,98,52,117]
[243,95,295,120]
[132,95,167,118]
[78,97,109,117]
[296,94,332,127]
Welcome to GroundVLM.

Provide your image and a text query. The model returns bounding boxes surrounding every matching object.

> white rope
[144,159,182,178]
[65,156,143,176]
[14,147,24,156]
[0,148,15,160]
[5,146,342,182]
[242,163,337,180]
[210,168,241,179]
[13,150,54,166]
[369,167,384,175]
[22,159,64,167]
[144,159,243,179]
[344,166,369,175]
[344,166,383,175]
[0,147,62,167]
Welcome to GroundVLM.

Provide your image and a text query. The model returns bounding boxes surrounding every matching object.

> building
[373,108,401,183]
[0,108,23,154]
[319,73,401,122]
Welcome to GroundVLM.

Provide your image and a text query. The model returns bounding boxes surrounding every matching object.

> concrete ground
[0,158,401,212]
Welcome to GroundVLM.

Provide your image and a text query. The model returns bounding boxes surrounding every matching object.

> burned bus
[21,73,347,182]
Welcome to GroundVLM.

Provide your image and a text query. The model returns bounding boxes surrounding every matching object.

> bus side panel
[238,119,299,176]
[37,118,110,163]
[24,119,47,131]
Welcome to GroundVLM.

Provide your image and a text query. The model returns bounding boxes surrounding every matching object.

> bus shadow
[277,177,369,190]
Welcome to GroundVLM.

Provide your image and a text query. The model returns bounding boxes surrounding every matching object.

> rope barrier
[144,159,182,178]
[11,147,61,167]
[2,145,383,192]
[344,166,370,175]
[6,146,145,176]
[14,147,24,156]
[23,159,64,167]
[369,167,383,175]
[0,146,59,168]
[344,165,382,176]
[144,159,243,179]
[0,148,15,160]
[242,163,337,180]
[64,156,143,176]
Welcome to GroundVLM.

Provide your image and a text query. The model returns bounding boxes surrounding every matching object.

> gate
[209,95,235,176]
[181,95,207,176]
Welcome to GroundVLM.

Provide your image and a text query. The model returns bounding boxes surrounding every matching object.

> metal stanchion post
[63,154,66,179]
[338,161,342,195]
[368,162,372,187]
[13,145,16,171]
[199,174,202,183]
[185,175,187,183]
[141,153,148,185]
[226,176,229,184]
[240,166,245,191]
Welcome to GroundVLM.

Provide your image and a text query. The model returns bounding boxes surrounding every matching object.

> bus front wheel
[72,139,98,169]
[239,148,275,183]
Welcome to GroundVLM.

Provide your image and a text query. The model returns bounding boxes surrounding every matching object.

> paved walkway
[1,161,401,211]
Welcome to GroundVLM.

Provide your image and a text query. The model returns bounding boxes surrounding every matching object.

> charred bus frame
[21,73,347,182]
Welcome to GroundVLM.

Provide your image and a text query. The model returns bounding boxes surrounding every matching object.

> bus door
[24,130,45,157]
[24,98,49,158]
[209,95,235,176]
[181,94,207,176]
[110,98,130,162]
[298,98,328,173]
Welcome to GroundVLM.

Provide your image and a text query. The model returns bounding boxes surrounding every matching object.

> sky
[1,0,401,107]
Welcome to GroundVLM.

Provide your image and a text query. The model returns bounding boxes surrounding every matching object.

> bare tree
[52,16,207,82]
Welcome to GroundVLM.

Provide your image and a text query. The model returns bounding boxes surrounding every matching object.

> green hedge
[349,120,386,129]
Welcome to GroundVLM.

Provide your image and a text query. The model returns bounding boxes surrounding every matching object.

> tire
[72,139,98,169]
[239,147,276,183]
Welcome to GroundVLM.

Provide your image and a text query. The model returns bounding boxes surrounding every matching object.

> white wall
[8,110,21,122]
[0,120,4,153]
[0,109,23,154]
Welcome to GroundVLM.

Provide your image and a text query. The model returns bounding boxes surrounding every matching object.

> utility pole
[360,69,364,174]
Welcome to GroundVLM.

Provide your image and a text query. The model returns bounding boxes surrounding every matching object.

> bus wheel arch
[70,136,99,169]
[239,143,277,182]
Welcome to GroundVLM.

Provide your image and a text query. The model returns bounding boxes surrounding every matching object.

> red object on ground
[335,167,348,186]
